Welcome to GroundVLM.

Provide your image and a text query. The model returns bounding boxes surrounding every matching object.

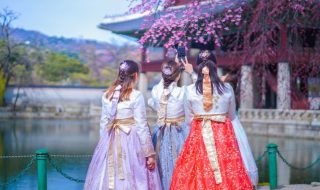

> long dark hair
[195,50,226,95]
[106,60,139,101]
[161,60,180,88]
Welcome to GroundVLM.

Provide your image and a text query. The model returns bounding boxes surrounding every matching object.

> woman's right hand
[146,156,155,171]
[181,56,193,74]
[175,54,193,74]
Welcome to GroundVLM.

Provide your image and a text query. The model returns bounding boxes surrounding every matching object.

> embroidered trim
[202,119,222,184]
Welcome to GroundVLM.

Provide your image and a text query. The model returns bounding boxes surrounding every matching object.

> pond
[0,119,319,190]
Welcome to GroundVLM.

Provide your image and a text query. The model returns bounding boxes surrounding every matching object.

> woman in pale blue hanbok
[148,58,196,190]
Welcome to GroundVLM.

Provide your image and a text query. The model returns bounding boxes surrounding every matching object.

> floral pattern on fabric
[170,118,253,190]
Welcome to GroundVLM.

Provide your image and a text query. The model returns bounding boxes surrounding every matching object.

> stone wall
[0,104,101,119]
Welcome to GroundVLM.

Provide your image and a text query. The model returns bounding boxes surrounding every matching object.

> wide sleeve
[227,84,237,121]
[184,86,194,126]
[147,85,159,111]
[227,84,259,187]
[134,92,156,157]
[100,96,109,137]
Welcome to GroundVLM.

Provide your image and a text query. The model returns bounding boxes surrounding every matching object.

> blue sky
[0,0,134,42]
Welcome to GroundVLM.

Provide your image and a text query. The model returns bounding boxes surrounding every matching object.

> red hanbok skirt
[170,117,253,190]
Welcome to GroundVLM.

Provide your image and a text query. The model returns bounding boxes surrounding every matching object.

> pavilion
[99,0,320,110]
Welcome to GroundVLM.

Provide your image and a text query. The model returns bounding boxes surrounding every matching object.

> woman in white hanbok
[84,60,162,190]
[170,50,258,190]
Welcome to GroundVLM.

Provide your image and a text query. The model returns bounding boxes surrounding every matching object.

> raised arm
[147,81,161,111]
[179,56,197,84]
[134,92,155,157]
[184,86,194,126]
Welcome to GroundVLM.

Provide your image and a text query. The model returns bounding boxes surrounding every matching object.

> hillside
[2,28,141,86]
[9,27,140,67]
[12,28,135,60]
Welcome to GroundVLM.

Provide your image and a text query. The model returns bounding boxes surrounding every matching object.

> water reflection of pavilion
[99,0,320,111]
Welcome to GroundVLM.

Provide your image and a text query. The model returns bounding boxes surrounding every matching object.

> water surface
[0,119,319,190]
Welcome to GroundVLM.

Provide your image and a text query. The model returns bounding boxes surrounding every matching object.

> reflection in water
[0,119,319,190]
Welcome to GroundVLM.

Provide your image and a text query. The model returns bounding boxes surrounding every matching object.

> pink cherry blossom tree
[130,0,244,49]
[129,0,320,109]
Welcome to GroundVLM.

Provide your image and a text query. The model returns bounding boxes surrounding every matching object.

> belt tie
[193,114,226,184]
[106,118,135,189]
[155,116,185,175]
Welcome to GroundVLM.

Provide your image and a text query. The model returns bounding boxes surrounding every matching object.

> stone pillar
[138,72,148,97]
[277,62,291,109]
[217,67,223,78]
[179,72,192,86]
[240,64,253,109]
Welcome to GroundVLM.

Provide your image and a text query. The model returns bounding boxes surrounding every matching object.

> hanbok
[170,83,257,190]
[84,89,162,190]
[148,80,189,190]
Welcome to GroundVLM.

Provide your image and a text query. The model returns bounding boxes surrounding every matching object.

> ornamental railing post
[267,143,278,190]
[36,149,48,190]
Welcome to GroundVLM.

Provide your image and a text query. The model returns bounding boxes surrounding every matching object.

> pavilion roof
[98,1,242,38]
[98,12,148,37]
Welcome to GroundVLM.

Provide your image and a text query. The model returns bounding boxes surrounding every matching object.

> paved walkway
[258,183,320,190]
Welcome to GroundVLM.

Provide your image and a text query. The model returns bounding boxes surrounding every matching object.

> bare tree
[0,8,19,83]
[0,8,28,106]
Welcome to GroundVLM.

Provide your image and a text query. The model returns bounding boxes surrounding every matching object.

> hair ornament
[199,50,211,61]
[162,66,173,75]
[120,61,129,71]
[165,48,177,60]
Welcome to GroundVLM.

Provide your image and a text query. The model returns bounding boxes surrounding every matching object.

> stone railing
[239,109,320,139]
[238,109,320,126]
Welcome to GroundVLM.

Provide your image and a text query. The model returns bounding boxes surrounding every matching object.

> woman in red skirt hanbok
[170,50,257,190]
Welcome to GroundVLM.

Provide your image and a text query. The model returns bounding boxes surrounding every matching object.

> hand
[146,156,156,171]
[181,56,193,74]
[220,73,229,82]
